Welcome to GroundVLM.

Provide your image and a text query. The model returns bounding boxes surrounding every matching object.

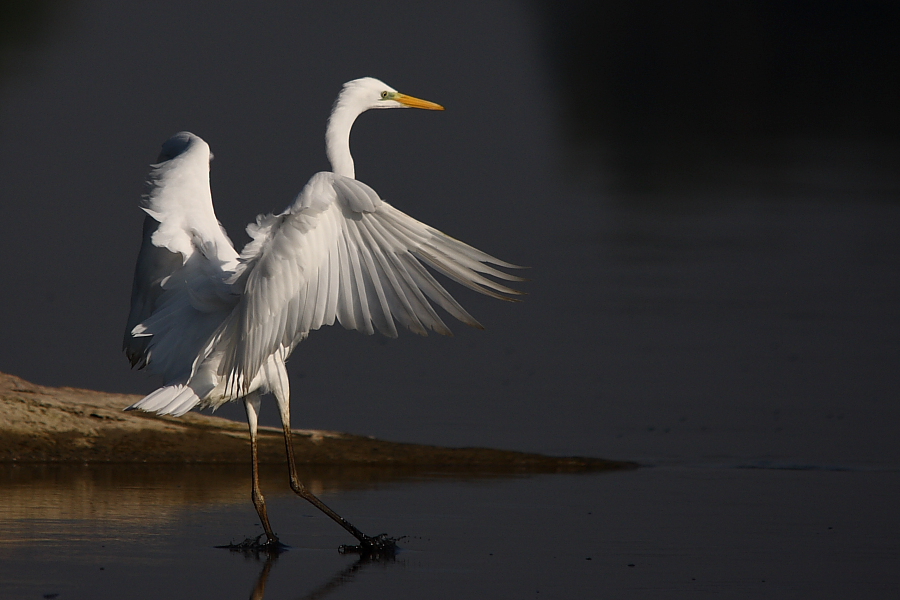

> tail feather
[127,384,201,417]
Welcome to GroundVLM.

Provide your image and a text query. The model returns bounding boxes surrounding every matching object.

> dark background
[1,0,898,464]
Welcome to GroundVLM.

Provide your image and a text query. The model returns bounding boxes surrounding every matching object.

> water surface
[1,464,896,599]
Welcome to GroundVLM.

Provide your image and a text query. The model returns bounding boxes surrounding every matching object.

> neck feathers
[325,92,365,178]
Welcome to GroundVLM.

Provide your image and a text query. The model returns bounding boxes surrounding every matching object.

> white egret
[123,77,524,552]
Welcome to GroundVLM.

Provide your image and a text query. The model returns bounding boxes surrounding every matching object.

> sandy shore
[0,372,632,470]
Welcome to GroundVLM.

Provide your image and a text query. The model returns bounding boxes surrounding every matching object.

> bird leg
[274,386,396,554]
[245,393,279,546]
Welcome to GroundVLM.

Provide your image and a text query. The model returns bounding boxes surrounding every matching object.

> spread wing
[214,171,524,395]
[123,132,240,383]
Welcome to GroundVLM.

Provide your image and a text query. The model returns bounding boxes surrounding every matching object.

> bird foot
[217,534,289,554]
[338,533,400,558]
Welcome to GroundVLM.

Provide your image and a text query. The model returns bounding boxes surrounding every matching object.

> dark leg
[245,393,278,545]
[268,360,395,553]
[281,420,365,539]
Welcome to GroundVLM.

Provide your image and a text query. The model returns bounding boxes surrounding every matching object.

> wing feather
[212,172,522,395]
[123,132,239,386]
[334,229,359,331]
[362,221,426,335]
[344,217,375,334]
[345,216,398,337]
[397,251,482,328]
[357,215,431,335]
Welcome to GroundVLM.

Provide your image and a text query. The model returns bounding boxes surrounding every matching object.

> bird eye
[380,91,389,99]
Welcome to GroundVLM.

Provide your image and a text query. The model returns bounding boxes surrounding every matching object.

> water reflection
[0,463,471,598]
[0,463,533,524]
[294,554,383,600]
[229,546,396,600]
[1,464,893,598]
[0,463,249,523]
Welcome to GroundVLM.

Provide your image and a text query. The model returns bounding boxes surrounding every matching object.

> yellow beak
[394,93,445,110]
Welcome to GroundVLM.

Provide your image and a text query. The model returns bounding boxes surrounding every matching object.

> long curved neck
[325,100,364,179]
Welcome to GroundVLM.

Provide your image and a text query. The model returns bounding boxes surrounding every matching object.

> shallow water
[1,463,897,599]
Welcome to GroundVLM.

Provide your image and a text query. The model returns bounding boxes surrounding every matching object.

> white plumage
[123,78,523,551]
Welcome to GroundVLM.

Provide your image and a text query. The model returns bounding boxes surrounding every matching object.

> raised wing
[123,132,240,383]
[215,172,524,395]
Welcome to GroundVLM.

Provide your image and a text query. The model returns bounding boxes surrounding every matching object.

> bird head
[337,77,444,113]
[325,78,444,177]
